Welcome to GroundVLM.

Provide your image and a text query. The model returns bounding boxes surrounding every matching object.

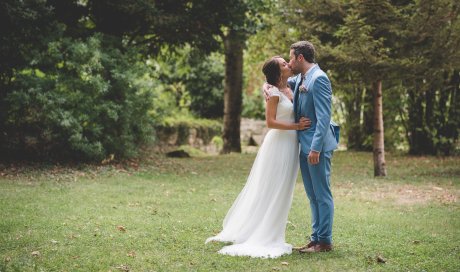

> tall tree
[260,0,459,159]
[1,0,271,160]
[219,1,267,153]
[222,29,245,152]
[88,0,268,153]
[396,0,460,155]
[281,0,397,176]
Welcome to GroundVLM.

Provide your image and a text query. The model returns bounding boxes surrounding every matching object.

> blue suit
[290,65,339,245]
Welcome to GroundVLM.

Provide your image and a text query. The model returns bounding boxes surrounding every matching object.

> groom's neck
[301,62,315,76]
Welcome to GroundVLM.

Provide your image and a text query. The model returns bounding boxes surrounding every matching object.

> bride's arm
[265,97,309,130]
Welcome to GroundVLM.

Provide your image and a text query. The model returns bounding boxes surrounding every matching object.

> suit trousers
[299,150,334,244]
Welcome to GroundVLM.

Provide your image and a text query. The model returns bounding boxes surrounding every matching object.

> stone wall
[154,118,269,155]
[240,118,269,146]
[154,120,222,154]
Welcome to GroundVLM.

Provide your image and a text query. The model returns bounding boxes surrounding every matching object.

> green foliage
[2,34,156,161]
[2,0,459,160]
[249,0,460,154]
[148,46,224,118]
[242,91,265,120]
[211,136,224,149]
[186,52,225,118]
[396,1,460,155]
[148,46,225,119]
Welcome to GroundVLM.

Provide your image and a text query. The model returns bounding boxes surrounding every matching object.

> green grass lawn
[1,151,459,271]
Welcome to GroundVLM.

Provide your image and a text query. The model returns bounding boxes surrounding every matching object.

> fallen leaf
[115,264,130,272]
[127,251,136,258]
[377,255,386,263]
[117,225,127,232]
[365,255,374,264]
[281,261,289,266]
[31,251,40,257]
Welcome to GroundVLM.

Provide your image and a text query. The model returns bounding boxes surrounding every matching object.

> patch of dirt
[337,183,459,205]
[392,185,458,205]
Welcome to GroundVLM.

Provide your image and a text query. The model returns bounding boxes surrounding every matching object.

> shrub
[1,34,156,162]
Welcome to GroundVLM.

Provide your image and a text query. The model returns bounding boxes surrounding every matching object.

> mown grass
[0,151,459,271]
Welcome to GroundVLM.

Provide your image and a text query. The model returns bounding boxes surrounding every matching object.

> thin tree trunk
[407,86,423,155]
[222,30,244,153]
[345,87,363,150]
[424,87,435,154]
[372,80,387,177]
[363,86,375,150]
[439,70,459,155]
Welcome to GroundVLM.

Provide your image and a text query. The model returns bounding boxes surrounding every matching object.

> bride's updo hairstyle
[262,56,281,86]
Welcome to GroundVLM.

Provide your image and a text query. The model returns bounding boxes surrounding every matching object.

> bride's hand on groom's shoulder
[262,82,273,101]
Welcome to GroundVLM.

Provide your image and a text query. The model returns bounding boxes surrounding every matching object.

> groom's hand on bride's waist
[298,117,311,130]
[308,150,320,165]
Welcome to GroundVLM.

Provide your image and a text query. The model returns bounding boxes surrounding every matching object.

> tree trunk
[372,80,387,177]
[363,86,375,150]
[345,87,364,150]
[407,86,424,155]
[424,88,435,154]
[438,70,460,155]
[222,30,244,153]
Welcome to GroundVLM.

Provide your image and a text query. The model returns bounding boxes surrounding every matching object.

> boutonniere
[299,85,307,93]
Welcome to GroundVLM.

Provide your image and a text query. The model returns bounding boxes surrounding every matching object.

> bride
[206,56,310,258]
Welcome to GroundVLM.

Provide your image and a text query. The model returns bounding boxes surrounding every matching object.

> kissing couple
[206,41,340,258]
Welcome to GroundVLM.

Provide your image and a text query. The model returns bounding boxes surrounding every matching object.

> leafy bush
[242,90,265,119]
[150,46,225,119]
[1,34,156,161]
[185,52,225,118]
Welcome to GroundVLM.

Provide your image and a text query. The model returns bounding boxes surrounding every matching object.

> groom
[264,41,339,253]
[290,41,338,253]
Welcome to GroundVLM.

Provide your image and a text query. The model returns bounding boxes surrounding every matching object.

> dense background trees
[256,0,459,175]
[0,0,458,163]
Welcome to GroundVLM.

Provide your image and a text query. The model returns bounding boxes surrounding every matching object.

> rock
[248,136,258,146]
[166,150,191,158]
[252,135,265,146]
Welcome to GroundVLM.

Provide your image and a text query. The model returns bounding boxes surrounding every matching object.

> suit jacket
[290,65,339,154]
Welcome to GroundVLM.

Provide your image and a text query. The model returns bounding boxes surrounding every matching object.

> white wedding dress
[206,88,299,258]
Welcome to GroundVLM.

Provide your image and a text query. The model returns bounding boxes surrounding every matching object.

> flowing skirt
[206,129,299,258]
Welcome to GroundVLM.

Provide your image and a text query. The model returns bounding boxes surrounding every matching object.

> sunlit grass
[0,151,459,271]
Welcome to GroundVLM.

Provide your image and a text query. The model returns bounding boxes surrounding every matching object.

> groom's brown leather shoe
[293,241,317,251]
[299,242,332,253]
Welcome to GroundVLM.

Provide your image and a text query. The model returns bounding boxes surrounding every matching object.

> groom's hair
[291,41,315,63]
[262,56,281,86]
